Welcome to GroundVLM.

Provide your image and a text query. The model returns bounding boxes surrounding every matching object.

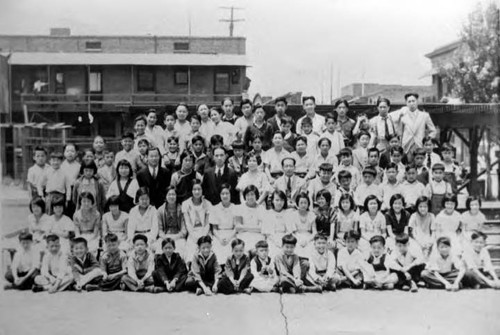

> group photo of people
[5,93,500,296]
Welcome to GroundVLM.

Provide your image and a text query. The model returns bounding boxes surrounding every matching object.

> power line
[219,6,244,37]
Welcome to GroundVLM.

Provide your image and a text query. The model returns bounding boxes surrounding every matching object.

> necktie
[153,168,157,179]
[217,168,222,181]
[427,153,432,169]
[286,177,292,195]
[384,117,391,140]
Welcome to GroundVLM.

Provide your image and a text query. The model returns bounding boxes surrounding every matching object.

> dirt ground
[0,289,499,335]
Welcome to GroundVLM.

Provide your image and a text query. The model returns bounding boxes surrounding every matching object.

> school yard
[1,185,500,335]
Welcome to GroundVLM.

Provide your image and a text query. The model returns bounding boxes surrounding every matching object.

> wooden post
[485,128,492,200]
[468,126,481,197]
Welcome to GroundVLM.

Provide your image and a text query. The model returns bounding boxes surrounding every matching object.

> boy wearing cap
[355,167,383,211]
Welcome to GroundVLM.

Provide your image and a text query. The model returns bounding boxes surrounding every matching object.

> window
[174,42,190,52]
[175,70,188,85]
[231,69,240,84]
[137,68,155,92]
[214,72,230,94]
[88,72,102,92]
[85,41,102,51]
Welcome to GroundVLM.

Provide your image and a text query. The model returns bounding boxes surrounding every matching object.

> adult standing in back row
[391,93,437,160]
[296,96,325,136]
[136,147,172,208]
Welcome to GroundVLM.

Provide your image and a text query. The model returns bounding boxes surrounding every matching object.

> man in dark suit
[267,97,296,134]
[202,147,239,205]
[136,147,171,208]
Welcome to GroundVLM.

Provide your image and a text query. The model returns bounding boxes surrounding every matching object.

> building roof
[4,52,248,66]
[424,40,462,59]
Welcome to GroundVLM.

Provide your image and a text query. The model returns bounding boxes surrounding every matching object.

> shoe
[401,285,410,292]
[84,284,100,292]
[288,287,296,294]
[32,285,44,293]
[410,281,418,293]
[196,288,203,296]
[144,286,157,293]
[120,283,126,291]
[243,288,252,295]
[385,283,395,290]
[3,284,14,290]
[304,286,323,293]
[270,286,279,293]
[417,281,426,288]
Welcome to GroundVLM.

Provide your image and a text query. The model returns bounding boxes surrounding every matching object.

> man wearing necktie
[273,157,306,208]
[201,147,239,205]
[136,147,172,208]
[369,98,395,152]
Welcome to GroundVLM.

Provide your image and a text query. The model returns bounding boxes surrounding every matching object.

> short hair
[465,195,482,211]
[369,235,386,246]
[357,131,371,140]
[405,164,418,173]
[190,114,201,123]
[135,186,150,203]
[73,237,88,247]
[325,112,337,123]
[191,135,206,147]
[213,146,227,156]
[167,135,179,144]
[319,163,334,172]
[145,147,162,160]
[281,116,293,126]
[115,159,133,179]
[395,233,410,244]
[272,130,284,139]
[422,136,435,145]
[295,135,308,146]
[432,163,445,172]
[137,138,150,147]
[51,198,66,211]
[441,193,458,207]
[133,234,148,244]
[164,112,176,120]
[295,192,311,208]
[240,98,253,108]
[344,230,360,241]
[334,99,349,109]
[34,146,47,155]
[368,147,380,157]
[232,140,245,150]
[191,178,203,190]
[197,235,212,246]
[338,148,352,157]
[253,106,266,115]
[390,146,404,156]
[221,97,234,106]
[301,116,313,127]
[470,230,487,241]
[180,150,195,164]
[441,143,455,153]
[210,134,225,147]
[105,195,121,211]
[146,108,157,116]
[314,234,328,242]
[18,232,33,241]
[315,189,332,205]
[338,170,352,181]
[302,96,316,104]
[104,233,119,243]
[404,93,419,100]
[364,195,382,212]
[220,183,232,194]
[162,238,176,249]
[78,191,95,206]
[281,156,296,167]
[251,133,264,143]
[122,132,135,140]
[79,160,98,176]
[413,148,426,158]
[134,115,147,125]
[45,234,60,243]
[338,193,356,211]
[275,97,288,105]
[231,238,245,249]
[243,185,260,200]
[386,162,399,171]
[255,240,269,249]
[317,137,332,148]
[271,190,288,210]
[376,98,391,107]
[436,236,451,247]
[30,197,46,214]
[362,166,377,177]
[389,193,406,208]
[415,196,432,212]
[282,234,297,246]
[50,152,64,160]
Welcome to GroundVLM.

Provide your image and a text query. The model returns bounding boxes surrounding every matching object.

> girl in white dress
[236,185,266,252]
[101,195,129,251]
[210,183,238,261]
[292,192,317,257]
[262,190,296,257]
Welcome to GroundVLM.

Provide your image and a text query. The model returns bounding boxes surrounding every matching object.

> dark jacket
[154,252,187,282]
[136,166,172,208]
[201,165,239,205]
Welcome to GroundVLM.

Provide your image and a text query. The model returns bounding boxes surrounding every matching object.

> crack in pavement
[278,293,290,335]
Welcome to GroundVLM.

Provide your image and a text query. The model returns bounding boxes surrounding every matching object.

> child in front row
[421,236,467,291]
[186,235,221,296]
[68,237,103,292]
[4,233,40,290]
[218,239,254,295]
[274,234,306,293]
[337,230,366,289]
[463,231,500,289]
[33,234,73,293]
[389,234,426,292]
[121,234,158,293]
[249,240,279,293]
[363,236,398,290]
[306,234,341,292]
[99,233,128,291]
[153,238,188,293]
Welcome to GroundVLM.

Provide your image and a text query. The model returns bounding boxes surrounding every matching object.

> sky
[0,0,491,101]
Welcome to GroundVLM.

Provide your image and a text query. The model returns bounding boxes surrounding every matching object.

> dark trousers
[185,276,216,292]
[217,273,254,295]
[152,271,187,292]
[121,269,154,291]
[394,263,426,287]
[467,269,494,288]
[421,269,476,289]
[5,269,40,290]
[99,274,124,291]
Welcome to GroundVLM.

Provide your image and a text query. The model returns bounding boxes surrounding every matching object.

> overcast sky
[0,0,490,101]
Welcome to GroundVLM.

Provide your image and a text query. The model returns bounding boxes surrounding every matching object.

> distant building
[424,40,464,101]
[340,83,435,104]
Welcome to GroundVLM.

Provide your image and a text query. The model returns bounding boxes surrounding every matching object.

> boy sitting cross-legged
[33,234,73,293]
[4,232,40,291]
[363,235,398,290]
[68,237,103,292]
[121,234,158,293]
[388,233,426,292]
[274,234,306,294]
[99,233,128,291]
[152,237,188,293]
[305,234,341,292]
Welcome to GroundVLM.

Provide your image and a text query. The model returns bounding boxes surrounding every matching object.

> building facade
[340,83,435,104]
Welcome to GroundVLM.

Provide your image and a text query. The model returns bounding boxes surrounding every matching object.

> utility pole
[219,6,244,37]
